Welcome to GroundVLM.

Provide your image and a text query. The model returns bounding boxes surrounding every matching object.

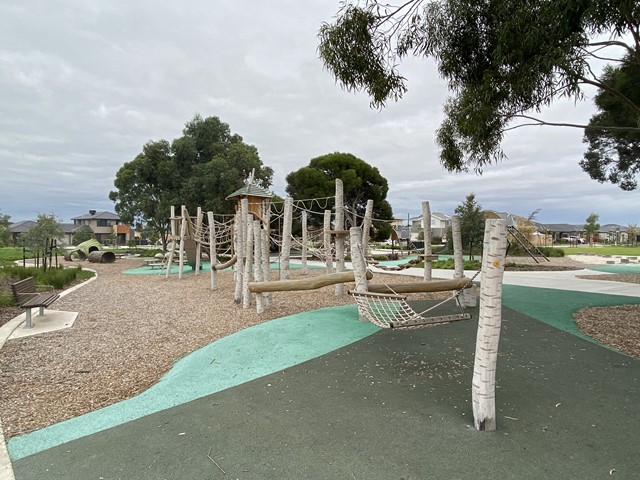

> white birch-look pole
[253,220,264,313]
[422,201,433,281]
[301,210,308,275]
[208,211,217,290]
[195,206,202,275]
[472,219,508,431]
[165,206,177,278]
[233,200,247,304]
[323,210,333,273]
[242,214,254,309]
[334,179,345,296]
[452,215,464,280]
[280,197,293,280]
[362,199,374,257]
[349,227,368,293]
[178,205,187,279]
[262,207,272,308]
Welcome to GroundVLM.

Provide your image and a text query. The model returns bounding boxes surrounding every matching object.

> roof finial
[245,168,255,188]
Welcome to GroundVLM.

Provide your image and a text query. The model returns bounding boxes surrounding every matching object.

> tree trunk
[335,179,345,296]
[280,197,293,280]
[422,201,432,281]
[208,211,217,290]
[472,219,508,431]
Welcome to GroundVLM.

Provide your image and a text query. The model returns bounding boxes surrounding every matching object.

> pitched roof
[8,220,37,233]
[537,223,584,233]
[226,183,274,200]
[71,211,120,221]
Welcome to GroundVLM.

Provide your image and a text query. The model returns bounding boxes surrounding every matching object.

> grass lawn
[0,247,35,266]
[561,246,640,256]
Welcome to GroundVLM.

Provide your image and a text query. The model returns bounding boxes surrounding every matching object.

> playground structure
[163,177,481,317]
[162,183,511,432]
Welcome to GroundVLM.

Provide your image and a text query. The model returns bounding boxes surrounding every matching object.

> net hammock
[350,270,480,330]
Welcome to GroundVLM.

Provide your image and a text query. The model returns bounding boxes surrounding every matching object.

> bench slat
[22,293,60,308]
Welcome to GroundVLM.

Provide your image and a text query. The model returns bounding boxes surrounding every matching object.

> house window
[97,219,110,227]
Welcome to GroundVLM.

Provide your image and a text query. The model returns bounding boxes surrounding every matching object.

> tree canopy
[454,193,484,259]
[20,214,65,252]
[584,212,601,245]
[580,56,640,190]
[285,152,393,241]
[0,212,10,247]
[109,114,273,246]
[319,0,640,188]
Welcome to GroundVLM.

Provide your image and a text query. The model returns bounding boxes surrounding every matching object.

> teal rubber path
[8,305,377,460]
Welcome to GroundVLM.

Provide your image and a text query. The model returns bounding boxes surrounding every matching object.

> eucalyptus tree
[319,0,640,187]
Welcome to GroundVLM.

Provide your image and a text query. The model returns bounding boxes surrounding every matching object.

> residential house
[595,224,628,244]
[71,210,134,245]
[7,221,79,246]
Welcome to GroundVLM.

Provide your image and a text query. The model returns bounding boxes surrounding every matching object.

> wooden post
[301,210,308,275]
[362,199,374,257]
[195,206,202,275]
[335,179,345,296]
[472,219,508,431]
[349,227,368,293]
[422,201,432,281]
[178,205,187,279]
[262,207,272,308]
[208,211,217,290]
[323,210,333,273]
[243,214,254,309]
[165,206,177,278]
[253,220,264,313]
[452,215,463,280]
[281,197,293,280]
[233,200,247,304]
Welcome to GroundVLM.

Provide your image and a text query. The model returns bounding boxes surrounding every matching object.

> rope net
[350,290,471,329]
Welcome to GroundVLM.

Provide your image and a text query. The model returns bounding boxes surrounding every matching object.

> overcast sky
[1,0,637,226]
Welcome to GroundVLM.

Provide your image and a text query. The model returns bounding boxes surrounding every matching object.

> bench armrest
[35,284,55,291]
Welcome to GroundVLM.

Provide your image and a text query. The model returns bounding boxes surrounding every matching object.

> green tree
[285,152,393,241]
[580,57,640,190]
[584,212,601,246]
[455,193,484,260]
[110,114,273,248]
[627,223,638,246]
[72,225,94,245]
[0,211,11,247]
[21,213,64,253]
[319,1,640,187]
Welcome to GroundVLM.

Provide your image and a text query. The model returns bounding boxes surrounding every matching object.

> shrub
[538,247,564,257]
[1,265,92,291]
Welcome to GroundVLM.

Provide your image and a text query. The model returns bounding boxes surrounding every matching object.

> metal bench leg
[25,309,33,328]
[38,306,45,317]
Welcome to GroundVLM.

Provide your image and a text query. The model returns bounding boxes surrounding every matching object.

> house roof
[226,184,274,200]
[598,223,630,233]
[537,223,584,233]
[8,220,37,233]
[71,211,120,221]
[60,223,85,234]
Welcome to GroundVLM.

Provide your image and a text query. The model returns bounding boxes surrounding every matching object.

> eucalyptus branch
[505,115,640,133]
[578,76,640,116]
[587,40,636,56]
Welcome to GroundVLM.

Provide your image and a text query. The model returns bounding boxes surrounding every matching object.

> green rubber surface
[12,303,640,480]
[589,264,640,274]
[122,261,326,275]
[7,305,377,460]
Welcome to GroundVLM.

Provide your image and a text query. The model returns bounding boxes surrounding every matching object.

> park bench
[10,277,60,328]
